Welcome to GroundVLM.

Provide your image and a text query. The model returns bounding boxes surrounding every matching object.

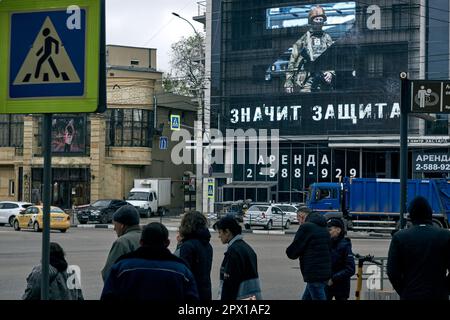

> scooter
[354,253,382,300]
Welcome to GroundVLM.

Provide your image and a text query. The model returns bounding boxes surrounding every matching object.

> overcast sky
[106,0,203,73]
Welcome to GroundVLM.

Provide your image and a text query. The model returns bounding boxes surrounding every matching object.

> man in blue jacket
[101,222,199,301]
[286,207,331,300]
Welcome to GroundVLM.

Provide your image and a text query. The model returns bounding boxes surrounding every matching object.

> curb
[72,224,114,229]
[70,224,391,239]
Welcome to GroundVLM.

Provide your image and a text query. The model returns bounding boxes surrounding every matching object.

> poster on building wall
[51,115,86,154]
[221,0,410,135]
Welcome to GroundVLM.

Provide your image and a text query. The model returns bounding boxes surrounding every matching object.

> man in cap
[387,196,450,300]
[326,218,355,300]
[101,205,141,282]
[284,5,335,93]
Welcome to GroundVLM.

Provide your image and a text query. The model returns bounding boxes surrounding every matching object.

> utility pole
[172,12,205,213]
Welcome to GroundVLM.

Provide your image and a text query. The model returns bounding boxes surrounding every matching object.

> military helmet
[308,5,327,23]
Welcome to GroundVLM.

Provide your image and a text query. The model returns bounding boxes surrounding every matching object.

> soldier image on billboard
[284,5,335,93]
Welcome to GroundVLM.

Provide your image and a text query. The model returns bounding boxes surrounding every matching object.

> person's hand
[327,279,333,286]
[323,72,333,83]
[285,86,294,94]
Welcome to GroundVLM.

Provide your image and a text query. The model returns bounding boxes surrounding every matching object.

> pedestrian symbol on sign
[13,17,80,85]
[170,115,181,131]
[207,179,214,199]
[159,136,168,150]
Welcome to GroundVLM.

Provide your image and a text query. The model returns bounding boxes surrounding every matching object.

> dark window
[426,115,448,135]
[392,4,409,30]
[257,188,268,202]
[367,54,383,78]
[0,115,24,147]
[105,108,152,147]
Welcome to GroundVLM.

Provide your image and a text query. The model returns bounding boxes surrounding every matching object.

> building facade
[205,0,450,204]
[0,45,196,214]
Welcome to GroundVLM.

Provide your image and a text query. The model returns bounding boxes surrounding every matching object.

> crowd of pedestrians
[21,196,450,301]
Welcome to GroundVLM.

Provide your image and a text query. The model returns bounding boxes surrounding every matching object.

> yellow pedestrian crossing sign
[171,114,181,131]
[207,179,215,199]
[13,17,81,85]
[0,0,106,114]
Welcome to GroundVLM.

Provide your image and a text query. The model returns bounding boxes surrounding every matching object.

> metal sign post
[399,72,409,230]
[41,113,52,300]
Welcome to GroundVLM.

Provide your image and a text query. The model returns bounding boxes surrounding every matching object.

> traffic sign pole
[399,72,409,230]
[41,113,52,300]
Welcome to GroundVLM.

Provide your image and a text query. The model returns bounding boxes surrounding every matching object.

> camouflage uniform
[285,6,335,93]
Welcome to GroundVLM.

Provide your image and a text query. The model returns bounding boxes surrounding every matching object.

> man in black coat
[214,216,262,300]
[286,208,331,300]
[326,218,355,300]
[387,196,450,300]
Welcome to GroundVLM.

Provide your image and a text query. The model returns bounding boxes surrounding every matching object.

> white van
[126,178,171,217]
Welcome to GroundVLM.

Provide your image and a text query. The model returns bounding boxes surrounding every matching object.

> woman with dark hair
[174,211,213,300]
[22,242,84,300]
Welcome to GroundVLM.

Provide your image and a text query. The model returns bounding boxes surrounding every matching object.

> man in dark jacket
[326,218,355,300]
[214,216,262,300]
[101,222,199,301]
[286,208,331,300]
[101,205,141,282]
[387,196,450,300]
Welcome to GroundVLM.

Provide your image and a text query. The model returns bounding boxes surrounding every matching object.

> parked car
[13,205,70,233]
[243,204,292,230]
[76,199,129,224]
[273,204,299,224]
[0,201,32,227]
[214,200,252,222]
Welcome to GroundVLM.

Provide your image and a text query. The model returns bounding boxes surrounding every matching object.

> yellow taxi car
[13,205,70,233]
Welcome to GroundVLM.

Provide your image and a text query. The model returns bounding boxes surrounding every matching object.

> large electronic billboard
[220,0,413,135]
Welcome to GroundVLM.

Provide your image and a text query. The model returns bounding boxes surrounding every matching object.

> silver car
[0,201,33,226]
[273,204,299,224]
[244,204,292,230]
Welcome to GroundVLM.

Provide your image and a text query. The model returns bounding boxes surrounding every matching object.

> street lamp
[172,12,199,37]
[171,12,206,213]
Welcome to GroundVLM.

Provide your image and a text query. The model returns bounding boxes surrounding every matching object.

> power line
[140,0,197,47]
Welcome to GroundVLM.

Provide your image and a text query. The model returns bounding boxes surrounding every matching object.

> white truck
[126,178,171,218]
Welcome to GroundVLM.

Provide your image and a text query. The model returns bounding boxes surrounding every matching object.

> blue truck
[306,177,450,231]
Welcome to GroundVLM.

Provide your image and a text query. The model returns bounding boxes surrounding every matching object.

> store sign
[413,152,450,172]
[233,144,358,191]
[408,137,449,145]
